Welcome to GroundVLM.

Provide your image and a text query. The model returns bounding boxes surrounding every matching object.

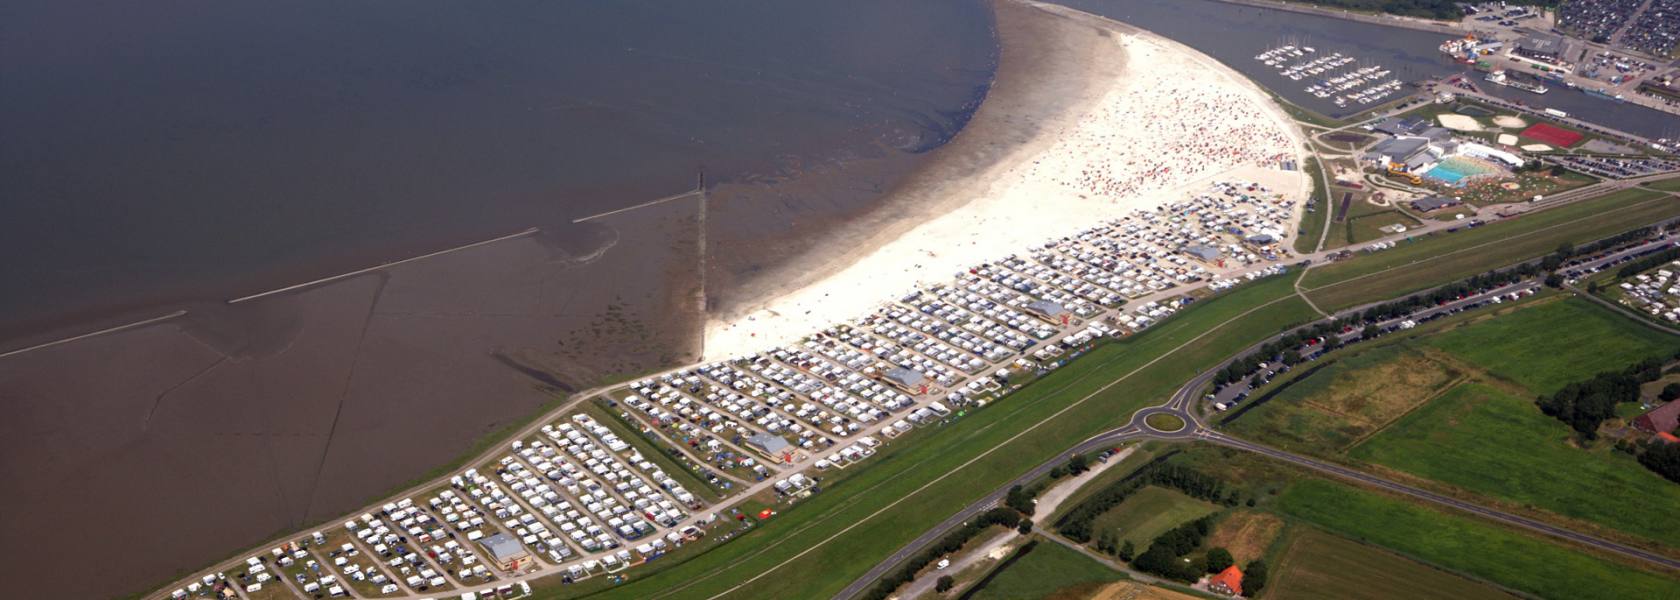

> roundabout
[1143,412,1187,432]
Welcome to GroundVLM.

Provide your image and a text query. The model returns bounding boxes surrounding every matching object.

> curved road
[838,268,1680,599]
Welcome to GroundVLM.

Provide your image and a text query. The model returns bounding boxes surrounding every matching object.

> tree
[1662,383,1680,402]
[1206,548,1234,573]
[1362,324,1379,339]
[1118,540,1136,562]
[1245,559,1270,595]
[1068,453,1090,475]
[1544,273,1564,288]
[936,575,954,593]
[1637,440,1680,484]
[1557,241,1575,258]
[1017,519,1033,535]
[1050,465,1067,479]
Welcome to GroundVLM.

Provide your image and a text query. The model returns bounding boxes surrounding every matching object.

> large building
[1514,34,1566,62]
[1364,137,1433,171]
[479,532,533,572]
[744,432,792,457]
[1410,196,1462,213]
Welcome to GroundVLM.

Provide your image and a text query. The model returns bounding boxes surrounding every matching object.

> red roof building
[1209,565,1244,596]
[1635,400,1680,435]
[1658,431,1679,444]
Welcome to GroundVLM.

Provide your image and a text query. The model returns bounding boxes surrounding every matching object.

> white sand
[1493,115,1528,128]
[1437,114,1483,131]
[1497,133,1518,146]
[701,1,1305,360]
[1522,143,1553,152]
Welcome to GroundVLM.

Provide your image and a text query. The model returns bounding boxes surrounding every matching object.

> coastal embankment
[703,0,1307,360]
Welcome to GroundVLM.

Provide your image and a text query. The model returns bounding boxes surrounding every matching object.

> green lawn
[1346,210,1421,245]
[1426,297,1678,395]
[1348,382,1680,547]
[1090,486,1220,551]
[1647,177,1680,193]
[968,538,1126,600]
[1301,188,1676,311]
[1295,157,1331,254]
[1270,527,1515,600]
[551,276,1315,599]
[1275,479,1680,600]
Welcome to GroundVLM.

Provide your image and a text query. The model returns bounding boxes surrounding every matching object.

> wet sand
[0,200,706,598]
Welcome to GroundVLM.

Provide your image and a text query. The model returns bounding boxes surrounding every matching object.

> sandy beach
[703,0,1307,360]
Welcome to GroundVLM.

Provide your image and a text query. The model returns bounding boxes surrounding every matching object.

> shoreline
[702,0,1308,360]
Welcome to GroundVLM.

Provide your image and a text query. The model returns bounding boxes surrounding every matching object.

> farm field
[1275,479,1680,600]
[1300,187,1676,310]
[1269,527,1515,600]
[561,276,1316,599]
[968,539,1125,600]
[1426,297,1678,395]
[1089,486,1219,551]
[1204,511,1283,564]
[1349,382,1680,547]
[1222,344,1461,454]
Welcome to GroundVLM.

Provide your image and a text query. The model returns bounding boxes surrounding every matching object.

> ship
[1484,70,1549,94]
[1583,87,1626,103]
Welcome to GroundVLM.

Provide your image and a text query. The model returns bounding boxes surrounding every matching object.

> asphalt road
[837,241,1680,599]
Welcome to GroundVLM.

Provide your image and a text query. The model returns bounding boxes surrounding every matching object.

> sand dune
[702,0,1306,359]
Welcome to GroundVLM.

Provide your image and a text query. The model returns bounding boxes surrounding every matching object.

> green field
[1647,177,1680,193]
[1349,382,1680,547]
[968,538,1126,600]
[1275,479,1680,600]
[551,276,1315,599]
[1270,527,1515,600]
[1223,344,1461,454]
[1300,188,1677,311]
[1295,157,1331,254]
[1090,486,1220,551]
[1144,413,1185,432]
[1346,209,1421,245]
[1426,297,1678,395]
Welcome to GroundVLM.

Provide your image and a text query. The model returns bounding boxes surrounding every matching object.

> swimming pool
[1424,156,1497,185]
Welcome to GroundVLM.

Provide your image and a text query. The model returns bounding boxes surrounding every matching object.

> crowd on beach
[1048,36,1296,200]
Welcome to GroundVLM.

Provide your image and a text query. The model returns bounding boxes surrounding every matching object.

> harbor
[1254,43,1403,108]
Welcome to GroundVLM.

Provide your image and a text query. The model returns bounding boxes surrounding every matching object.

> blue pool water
[1424,157,1494,185]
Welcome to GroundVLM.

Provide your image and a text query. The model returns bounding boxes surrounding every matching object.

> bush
[936,576,954,593]
[1246,560,1270,595]
[1206,547,1234,573]
[1637,441,1680,484]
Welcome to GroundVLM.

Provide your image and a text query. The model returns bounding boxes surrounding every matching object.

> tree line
[1536,357,1666,439]
[861,507,1020,600]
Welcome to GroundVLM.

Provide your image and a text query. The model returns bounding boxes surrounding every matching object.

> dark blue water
[1054,0,1680,138]
[0,0,997,339]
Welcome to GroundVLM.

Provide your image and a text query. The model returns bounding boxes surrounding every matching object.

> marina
[1254,43,1404,108]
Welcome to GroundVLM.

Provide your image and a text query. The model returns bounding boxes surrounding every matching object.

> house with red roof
[1635,400,1680,435]
[1209,564,1243,596]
